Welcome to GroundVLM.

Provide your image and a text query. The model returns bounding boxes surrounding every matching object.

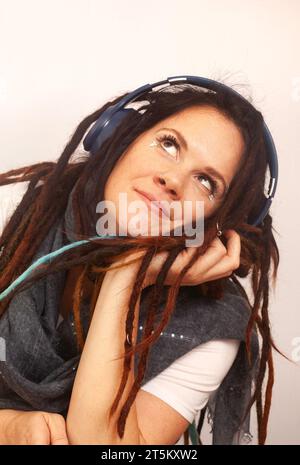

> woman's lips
[134,189,170,219]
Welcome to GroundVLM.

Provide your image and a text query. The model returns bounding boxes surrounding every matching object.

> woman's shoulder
[174,279,252,339]
[139,278,255,350]
[137,279,257,387]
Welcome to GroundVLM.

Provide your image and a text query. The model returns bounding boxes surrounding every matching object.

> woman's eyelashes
[156,133,180,158]
[153,133,219,196]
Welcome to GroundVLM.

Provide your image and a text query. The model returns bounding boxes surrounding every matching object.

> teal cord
[0,234,117,302]
[188,419,200,445]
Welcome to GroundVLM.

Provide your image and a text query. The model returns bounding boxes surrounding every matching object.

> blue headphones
[0,75,278,302]
[83,74,278,227]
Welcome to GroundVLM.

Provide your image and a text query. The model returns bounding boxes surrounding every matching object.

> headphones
[83,74,278,227]
[0,75,279,302]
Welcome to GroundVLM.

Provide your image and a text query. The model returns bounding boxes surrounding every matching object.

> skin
[103,105,244,236]
[0,410,69,445]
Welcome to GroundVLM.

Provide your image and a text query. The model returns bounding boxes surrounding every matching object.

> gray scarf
[0,184,259,445]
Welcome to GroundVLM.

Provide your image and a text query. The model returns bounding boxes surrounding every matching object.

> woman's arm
[66,230,242,444]
[66,258,144,445]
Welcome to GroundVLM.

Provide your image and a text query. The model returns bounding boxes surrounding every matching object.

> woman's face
[102,105,244,237]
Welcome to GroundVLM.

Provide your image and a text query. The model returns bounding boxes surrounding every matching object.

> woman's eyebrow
[158,127,229,193]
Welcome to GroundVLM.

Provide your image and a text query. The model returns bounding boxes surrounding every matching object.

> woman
[0,78,281,445]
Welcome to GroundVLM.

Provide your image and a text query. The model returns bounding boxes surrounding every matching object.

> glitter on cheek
[149,140,159,148]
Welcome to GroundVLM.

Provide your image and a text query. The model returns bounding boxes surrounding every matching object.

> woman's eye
[196,174,217,194]
[156,134,218,196]
[157,134,179,158]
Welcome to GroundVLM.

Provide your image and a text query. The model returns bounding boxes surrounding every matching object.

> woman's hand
[0,409,69,445]
[141,229,241,288]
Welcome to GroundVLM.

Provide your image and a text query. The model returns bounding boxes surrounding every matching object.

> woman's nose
[155,174,180,199]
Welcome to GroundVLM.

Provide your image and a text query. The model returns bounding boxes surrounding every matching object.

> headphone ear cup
[83,107,138,155]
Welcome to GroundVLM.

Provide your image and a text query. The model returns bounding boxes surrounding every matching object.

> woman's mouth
[134,189,170,220]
